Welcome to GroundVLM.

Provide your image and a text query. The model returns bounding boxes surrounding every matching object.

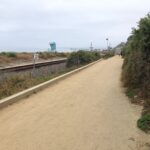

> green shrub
[0,52,7,55]
[122,13,150,101]
[7,52,17,57]
[103,52,115,59]
[67,50,101,67]
[137,113,150,132]
[122,13,150,132]
[0,52,17,57]
[125,88,134,99]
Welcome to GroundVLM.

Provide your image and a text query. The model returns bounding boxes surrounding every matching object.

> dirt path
[0,56,149,150]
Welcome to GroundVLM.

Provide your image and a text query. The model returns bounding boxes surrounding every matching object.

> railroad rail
[0,58,67,73]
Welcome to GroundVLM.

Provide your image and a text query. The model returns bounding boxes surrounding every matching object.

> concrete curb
[0,59,102,109]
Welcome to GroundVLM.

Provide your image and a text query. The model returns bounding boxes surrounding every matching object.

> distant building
[49,42,56,52]
[113,42,125,55]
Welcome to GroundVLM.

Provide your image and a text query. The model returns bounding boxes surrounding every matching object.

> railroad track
[0,58,67,73]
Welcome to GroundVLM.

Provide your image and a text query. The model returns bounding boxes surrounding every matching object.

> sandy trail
[0,56,149,150]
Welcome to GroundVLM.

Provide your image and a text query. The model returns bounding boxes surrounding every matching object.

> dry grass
[0,52,68,67]
[17,53,33,60]
[0,52,33,66]
[38,52,69,59]
[0,66,77,100]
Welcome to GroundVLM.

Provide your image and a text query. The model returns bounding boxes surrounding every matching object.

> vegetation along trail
[0,56,149,150]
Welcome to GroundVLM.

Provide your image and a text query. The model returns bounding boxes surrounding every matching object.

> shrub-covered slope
[122,13,150,100]
[122,13,150,132]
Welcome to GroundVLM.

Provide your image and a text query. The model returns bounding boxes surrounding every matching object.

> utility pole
[106,38,109,50]
[90,42,94,51]
[32,52,39,77]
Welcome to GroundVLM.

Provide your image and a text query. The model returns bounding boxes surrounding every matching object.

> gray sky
[0,0,150,51]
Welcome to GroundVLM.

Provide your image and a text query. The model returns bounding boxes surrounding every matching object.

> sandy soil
[0,56,149,150]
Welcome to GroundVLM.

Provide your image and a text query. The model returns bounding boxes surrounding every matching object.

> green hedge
[122,13,150,99]
[67,50,101,67]
[122,13,150,132]
[0,52,17,57]
[137,113,150,132]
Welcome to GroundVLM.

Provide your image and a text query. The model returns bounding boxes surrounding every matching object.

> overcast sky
[0,0,150,51]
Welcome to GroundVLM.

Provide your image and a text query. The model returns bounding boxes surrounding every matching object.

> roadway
[0,56,149,150]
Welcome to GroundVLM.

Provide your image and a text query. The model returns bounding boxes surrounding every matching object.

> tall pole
[106,38,109,50]
[32,53,37,77]
[90,42,93,51]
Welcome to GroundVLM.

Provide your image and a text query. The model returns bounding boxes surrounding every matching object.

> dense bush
[137,113,150,132]
[122,13,150,100]
[0,52,17,57]
[103,51,115,59]
[67,50,101,67]
[122,13,150,131]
